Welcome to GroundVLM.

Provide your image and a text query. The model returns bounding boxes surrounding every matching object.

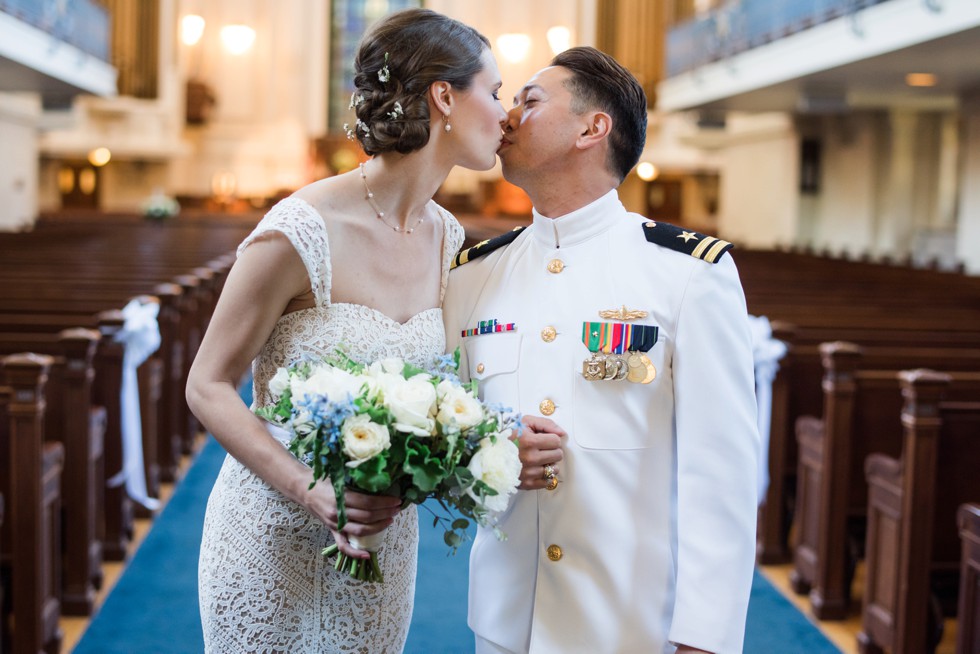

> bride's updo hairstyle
[351,8,490,156]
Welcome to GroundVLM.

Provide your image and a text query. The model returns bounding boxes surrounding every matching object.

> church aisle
[61,390,856,653]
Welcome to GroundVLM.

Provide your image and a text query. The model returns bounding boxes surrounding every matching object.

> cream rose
[293,365,364,403]
[268,367,290,400]
[467,432,521,512]
[342,414,391,467]
[436,383,484,430]
[384,373,437,437]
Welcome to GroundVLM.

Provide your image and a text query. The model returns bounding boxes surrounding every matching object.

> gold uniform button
[541,326,557,342]
[547,544,563,561]
[539,399,555,416]
[547,259,565,274]
[476,363,485,374]
[546,476,559,491]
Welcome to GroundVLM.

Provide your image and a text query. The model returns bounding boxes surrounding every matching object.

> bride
[186,8,507,652]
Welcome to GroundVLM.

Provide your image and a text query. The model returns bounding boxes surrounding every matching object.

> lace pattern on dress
[238,197,332,308]
[200,197,465,653]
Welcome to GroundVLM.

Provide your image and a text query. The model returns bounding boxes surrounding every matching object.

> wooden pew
[957,503,980,654]
[788,343,980,619]
[0,354,65,654]
[0,491,3,654]
[858,371,980,654]
[757,322,980,565]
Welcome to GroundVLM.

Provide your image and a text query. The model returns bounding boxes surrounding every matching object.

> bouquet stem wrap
[322,528,387,582]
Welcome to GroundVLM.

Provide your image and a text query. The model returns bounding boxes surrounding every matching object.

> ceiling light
[905,73,937,87]
[220,25,256,55]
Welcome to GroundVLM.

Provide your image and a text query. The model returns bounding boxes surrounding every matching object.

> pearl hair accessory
[359,163,425,234]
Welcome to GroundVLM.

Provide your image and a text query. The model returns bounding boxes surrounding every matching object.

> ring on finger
[543,464,557,480]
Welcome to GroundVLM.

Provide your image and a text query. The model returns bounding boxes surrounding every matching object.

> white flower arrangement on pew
[256,348,522,583]
[141,188,180,221]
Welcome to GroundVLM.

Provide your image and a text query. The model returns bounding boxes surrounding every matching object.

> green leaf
[349,456,391,493]
[452,518,469,530]
[403,441,447,492]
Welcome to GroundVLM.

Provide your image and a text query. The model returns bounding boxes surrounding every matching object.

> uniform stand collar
[530,189,624,249]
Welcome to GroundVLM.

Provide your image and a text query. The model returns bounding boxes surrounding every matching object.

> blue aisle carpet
[74,386,840,653]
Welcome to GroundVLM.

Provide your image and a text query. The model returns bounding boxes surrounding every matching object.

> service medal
[582,352,605,381]
[626,353,646,383]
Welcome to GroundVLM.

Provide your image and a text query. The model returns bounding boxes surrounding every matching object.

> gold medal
[582,352,605,381]
[614,356,629,380]
[626,353,646,383]
[601,354,618,380]
[640,354,657,384]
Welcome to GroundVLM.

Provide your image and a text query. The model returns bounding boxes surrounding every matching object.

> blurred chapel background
[2,0,979,269]
[3,2,980,653]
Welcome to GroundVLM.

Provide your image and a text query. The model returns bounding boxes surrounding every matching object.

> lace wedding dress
[199,197,464,653]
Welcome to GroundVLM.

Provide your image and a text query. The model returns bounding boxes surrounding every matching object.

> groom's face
[497,66,587,189]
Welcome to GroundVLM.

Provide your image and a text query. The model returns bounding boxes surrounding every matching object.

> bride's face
[446,49,507,172]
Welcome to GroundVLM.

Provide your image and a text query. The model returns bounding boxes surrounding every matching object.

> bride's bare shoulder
[289,172,360,229]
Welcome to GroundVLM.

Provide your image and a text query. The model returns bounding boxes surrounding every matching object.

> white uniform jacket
[443,190,759,654]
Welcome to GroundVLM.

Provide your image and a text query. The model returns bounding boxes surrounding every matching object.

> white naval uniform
[443,190,759,654]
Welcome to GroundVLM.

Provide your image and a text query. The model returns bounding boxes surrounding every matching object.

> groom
[444,47,759,654]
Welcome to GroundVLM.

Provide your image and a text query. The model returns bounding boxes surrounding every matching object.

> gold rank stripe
[705,239,732,263]
[690,236,732,263]
[451,226,526,269]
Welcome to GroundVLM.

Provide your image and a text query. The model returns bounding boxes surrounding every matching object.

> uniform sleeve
[238,199,332,308]
[667,255,760,654]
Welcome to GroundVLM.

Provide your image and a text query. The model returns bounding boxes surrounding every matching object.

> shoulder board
[451,226,527,269]
[642,221,733,264]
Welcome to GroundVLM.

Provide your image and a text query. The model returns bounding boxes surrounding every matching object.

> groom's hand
[516,415,566,491]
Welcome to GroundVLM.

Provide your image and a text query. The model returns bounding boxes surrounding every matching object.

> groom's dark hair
[551,47,647,183]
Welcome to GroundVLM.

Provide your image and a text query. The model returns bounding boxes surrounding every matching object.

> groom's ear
[428,81,454,116]
[576,111,612,151]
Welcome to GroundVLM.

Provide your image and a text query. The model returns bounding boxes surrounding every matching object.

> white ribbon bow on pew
[108,298,162,511]
[749,314,788,505]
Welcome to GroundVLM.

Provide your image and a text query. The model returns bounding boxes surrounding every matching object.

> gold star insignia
[678,231,699,243]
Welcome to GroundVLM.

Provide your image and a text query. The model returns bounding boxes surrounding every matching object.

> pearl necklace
[359,163,425,234]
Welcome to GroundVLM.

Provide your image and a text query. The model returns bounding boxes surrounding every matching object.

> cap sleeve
[237,197,332,307]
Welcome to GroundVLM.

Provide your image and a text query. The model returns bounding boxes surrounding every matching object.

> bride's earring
[443,113,452,133]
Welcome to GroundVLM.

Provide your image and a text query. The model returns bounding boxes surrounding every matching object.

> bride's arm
[186,233,400,558]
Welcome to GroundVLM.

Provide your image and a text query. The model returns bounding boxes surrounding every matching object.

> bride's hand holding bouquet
[256,349,522,582]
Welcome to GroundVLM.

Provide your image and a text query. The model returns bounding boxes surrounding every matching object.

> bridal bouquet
[255,349,522,582]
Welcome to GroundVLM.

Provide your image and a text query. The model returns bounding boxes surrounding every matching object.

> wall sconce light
[497,33,531,64]
[547,26,571,55]
[905,72,937,87]
[220,25,256,55]
[636,161,659,181]
[181,14,205,46]
[88,147,112,167]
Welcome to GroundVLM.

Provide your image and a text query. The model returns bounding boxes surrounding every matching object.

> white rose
[367,358,405,377]
[342,414,391,467]
[268,367,290,399]
[467,432,521,512]
[384,374,437,437]
[296,365,364,402]
[436,384,484,430]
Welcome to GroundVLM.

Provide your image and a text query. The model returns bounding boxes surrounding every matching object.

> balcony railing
[666,0,894,77]
[0,0,110,62]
